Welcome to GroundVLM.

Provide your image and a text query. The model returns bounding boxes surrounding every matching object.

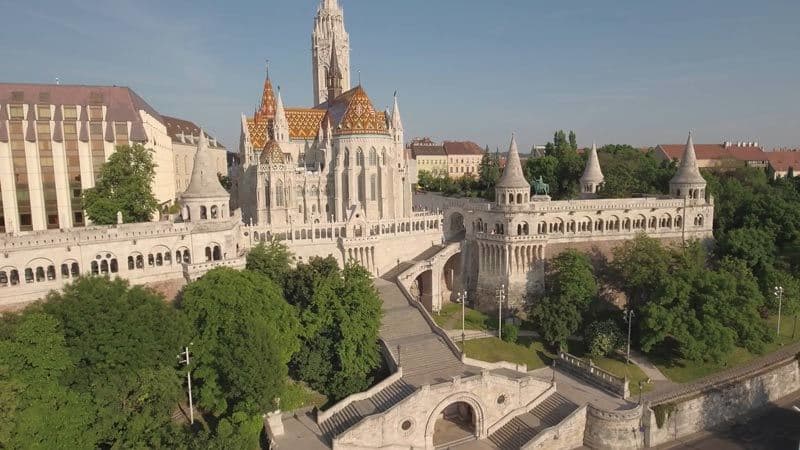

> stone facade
[333,371,553,449]
[431,133,715,313]
[162,115,227,194]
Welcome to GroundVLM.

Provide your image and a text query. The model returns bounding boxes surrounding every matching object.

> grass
[560,340,653,396]
[281,381,327,411]
[434,303,496,331]
[650,314,800,384]
[457,336,549,370]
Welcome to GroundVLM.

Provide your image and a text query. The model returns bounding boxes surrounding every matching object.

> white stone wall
[522,405,587,450]
[333,371,553,449]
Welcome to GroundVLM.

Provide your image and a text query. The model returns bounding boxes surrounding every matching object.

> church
[236,0,412,227]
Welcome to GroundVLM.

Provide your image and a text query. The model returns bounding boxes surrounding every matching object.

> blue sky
[3,0,799,152]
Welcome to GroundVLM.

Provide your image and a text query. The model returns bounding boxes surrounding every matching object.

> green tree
[584,320,623,358]
[529,250,597,348]
[523,155,558,192]
[217,173,232,191]
[181,268,300,415]
[82,144,159,224]
[246,240,293,287]
[478,151,501,200]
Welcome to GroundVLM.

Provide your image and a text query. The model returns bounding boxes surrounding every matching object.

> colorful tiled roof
[260,139,285,164]
[324,86,389,136]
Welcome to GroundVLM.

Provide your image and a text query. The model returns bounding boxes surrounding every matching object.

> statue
[533,177,550,196]
[116,211,123,225]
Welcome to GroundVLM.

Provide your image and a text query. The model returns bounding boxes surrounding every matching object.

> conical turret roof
[670,132,706,185]
[183,130,229,199]
[496,134,530,189]
[255,65,276,121]
[581,141,604,183]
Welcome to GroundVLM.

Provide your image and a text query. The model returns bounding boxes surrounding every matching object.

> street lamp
[177,343,195,424]
[623,308,635,365]
[774,286,784,337]
[496,284,506,341]
[456,290,467,347]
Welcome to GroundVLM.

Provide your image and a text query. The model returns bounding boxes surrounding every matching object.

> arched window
[61,263,70,278]
[369,148,377,166]
[156,253,163,266]
[276,180,285,207]
[205,247,212,261]
[356,148,364,167]
[210,205,218,219]
[128,256,135,270]
[200,206,207,220]
[213,246,222,261]
[70,263,79,277]
[344,148,350,167]
[136,255,144,269]
[100,260,109,275]
[183,251,191,264]
[517,193,523,204]
[110,259,118,273]
[10,269,20,285]
[0,271,7,287]
[164,252,172,265]
[508,193,514,204]
[36,267,45,282]
[46,266,56,281]
[381,149,387,165]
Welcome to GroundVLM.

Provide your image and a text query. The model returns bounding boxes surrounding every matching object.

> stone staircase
[319,248,476,443]
[319,378,416,441]
[487,392,578,450]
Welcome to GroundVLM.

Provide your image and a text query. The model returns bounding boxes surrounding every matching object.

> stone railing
[558,352,630,399]
[521,405,588,450]
[486,385,556,436]
[317,367,404,425]
[462,355,527,373]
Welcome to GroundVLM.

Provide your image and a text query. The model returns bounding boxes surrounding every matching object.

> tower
[580,141,604,197]
[669,132,707,203]
[325,35,344,102]
[274,87,289,144]
[495,134,531,208]
[181,131,230,222]
[312,0,351,105]
[390,91,403,146]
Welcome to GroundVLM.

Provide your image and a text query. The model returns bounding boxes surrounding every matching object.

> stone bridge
[399,241,462,313]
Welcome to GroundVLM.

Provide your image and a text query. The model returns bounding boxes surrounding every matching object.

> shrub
[502,324,519,344]
[585,319,623,358]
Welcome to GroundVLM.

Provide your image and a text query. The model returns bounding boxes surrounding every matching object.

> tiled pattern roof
[331,86,389,136]
[286,108,326,139]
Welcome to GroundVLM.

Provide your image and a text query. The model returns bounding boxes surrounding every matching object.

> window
[61,263,70,278]
[71,263,79,277]
[63,106,77,120]
[9,105,24,119]
[114,122,128,142]
[37,105,51,120]
[25,268,34,283]
[88,105,103,121]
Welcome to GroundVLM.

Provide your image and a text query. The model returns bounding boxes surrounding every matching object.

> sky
[2,0,800,152]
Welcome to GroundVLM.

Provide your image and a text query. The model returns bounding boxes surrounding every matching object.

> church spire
[391,91,403,131]
[255,62,276,121]
[274,87,289,143]
[580,141,604,196]
[326,34,343,102]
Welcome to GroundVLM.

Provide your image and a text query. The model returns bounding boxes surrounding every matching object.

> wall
[583,404,644,450]
[644,357,800,447]
[522,405,587,450]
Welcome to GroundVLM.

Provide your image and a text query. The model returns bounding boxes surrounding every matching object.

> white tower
[312,0,351,105]
[580,141,604,197]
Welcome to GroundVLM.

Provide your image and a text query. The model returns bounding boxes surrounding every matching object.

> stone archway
[425,394,485,448]
[444,210,467,242]
[442,251,463,305]
[412,269,433,311]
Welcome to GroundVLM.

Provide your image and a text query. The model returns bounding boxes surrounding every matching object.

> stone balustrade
[317,368,405,424]
[558,352,630,399]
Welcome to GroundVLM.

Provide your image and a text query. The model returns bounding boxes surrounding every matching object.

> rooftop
[657,142,767,162]
[162,115,225,149]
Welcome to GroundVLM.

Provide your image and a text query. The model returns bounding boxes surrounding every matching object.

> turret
[255,64,276,122]
[390,91,403,145]
[274,87,289,143]
[326,34,344,102]
[495,134,531,208]
[181,130,230,222]
[580,141,604,197]
[669,132,707,203]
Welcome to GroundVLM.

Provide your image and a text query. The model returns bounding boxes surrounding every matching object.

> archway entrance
[442,252,463,305]
[411,269,433,311]
[446,212,466,242]
[432,402,477,447]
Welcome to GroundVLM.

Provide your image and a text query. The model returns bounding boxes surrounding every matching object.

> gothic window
[370,175,377,201]
[357,149,364,167]
[369,148,377,166]
[381,149,387,165]
[276,180,285,207]
[344,148,350,167]
[296,186,304,203]
[200,206,207,220]
[210,205,218,219]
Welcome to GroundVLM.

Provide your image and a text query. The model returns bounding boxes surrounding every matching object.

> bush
[585,319,623,358]
[502,324,519,344]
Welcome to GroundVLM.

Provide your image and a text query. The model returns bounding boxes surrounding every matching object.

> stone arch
[424,392,486,448]
[444,209,466,241]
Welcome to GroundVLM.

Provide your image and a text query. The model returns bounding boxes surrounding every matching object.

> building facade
[410,140,448,177]
[0,84,177,232]
[163,115,227,194]
[654,140,768,169]
[444,141,484,178]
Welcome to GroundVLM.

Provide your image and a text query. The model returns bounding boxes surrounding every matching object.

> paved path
[445,329,540,342]
[628,349,671,382]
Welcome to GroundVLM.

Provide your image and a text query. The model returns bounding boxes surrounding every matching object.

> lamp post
[496,284,506,341]
[623,308,635,365]
[177,343,194,425]
[457,290,467,346]
[774,286,784,337]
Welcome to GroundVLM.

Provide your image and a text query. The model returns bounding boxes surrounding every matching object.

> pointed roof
[496,134,530,189]
[581,141,604,183]
[260,139,284,165]
[328,34,343,82]
[327,86,389,136]
[255,65,276,121]
[182,130,230,199]
[391,91,403,131]
[670,132,706,185]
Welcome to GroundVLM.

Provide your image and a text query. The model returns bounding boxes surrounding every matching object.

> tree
[284,256,340,310]
[529,250,597,348]
[584,320,623,358]
[82,144,159,224]
[181,267,300,415]
[217,173,232,191]
[716,227,775,274]
[40,277,189,446]
[246,240,293,287]
[523,155,558,192]
[291,262,383,401]
[478,152,501,200]
[541,130,583,199]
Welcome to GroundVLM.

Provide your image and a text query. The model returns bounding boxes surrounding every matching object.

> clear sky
[3,0,799,152]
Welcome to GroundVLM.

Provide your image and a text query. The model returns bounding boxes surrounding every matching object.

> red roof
[766,151,800,172]
[443,141,484,156]
[657,143,767,162]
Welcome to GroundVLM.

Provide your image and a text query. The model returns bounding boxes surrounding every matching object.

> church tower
[312,0,351,105]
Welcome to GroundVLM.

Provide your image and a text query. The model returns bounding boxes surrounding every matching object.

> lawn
[434,303,496,331]
[560,340,652,396]
[650,314,800,384]
[282,381,328,411]
[457,336,549,370]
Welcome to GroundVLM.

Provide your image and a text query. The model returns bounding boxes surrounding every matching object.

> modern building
[654,140,768,169]
[443,141,484,178]
[0,84,177,232]
[162,115,227,194]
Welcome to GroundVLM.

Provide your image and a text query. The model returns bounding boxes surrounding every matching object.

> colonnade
[477,241,544,276]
